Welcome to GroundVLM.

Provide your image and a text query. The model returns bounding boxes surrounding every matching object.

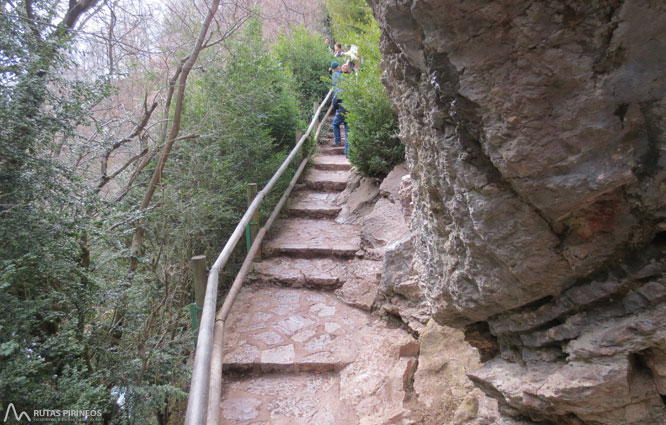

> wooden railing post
[312,101,319,137]
[246,183,260,258]
[296,130,304,158]
[191,255,207,324]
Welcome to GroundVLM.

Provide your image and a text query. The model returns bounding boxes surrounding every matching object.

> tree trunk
[128,0,222,272]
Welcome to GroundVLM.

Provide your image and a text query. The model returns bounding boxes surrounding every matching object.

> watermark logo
[3,404,31,422]
[2,404,102,423]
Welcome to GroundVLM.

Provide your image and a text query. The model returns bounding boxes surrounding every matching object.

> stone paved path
[218,130,419,425]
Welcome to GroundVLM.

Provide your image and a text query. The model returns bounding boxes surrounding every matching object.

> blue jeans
[332,110,349,152]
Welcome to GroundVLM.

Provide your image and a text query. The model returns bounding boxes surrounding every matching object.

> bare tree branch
[98,98,158,187]
[61,0,100,31]
[127,0,224,271]
[24,0,43,40]
[105,0,117,75]
[97,147,147,192]
[113,133,199,202]
[114,143,165,202]
[202,12,253,49]
[108,203,160,231]
[75,0,106,30]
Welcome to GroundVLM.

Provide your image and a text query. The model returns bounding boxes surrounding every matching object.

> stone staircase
[217,131,419,425]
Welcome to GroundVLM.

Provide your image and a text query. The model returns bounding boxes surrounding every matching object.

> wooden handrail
[205,156,309,425]
[184,88,333,425]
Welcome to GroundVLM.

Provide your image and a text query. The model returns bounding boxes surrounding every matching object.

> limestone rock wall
[368,0,666,423]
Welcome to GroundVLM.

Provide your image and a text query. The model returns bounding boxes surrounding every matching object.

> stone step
[220,373,358,425]
[251,257,344,289]
[262,219,361,258]
[312,155,352,171]
[223,287,368,373]
[319,145,345,155]
[303,169,348,192]
[250,257,382,311]
[287,191,341,219]
[221,286,419,424]
[318,139,336,147]
[251,257,345,289]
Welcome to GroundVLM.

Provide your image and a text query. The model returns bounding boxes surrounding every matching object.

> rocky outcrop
[413,319,499,425]
[355,164,430,332]
[369,0,666,423]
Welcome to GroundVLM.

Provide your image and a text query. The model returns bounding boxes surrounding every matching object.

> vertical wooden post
[247,183,260,259]
[312,101,319,137]
[191,255,207,323]
[295,130,304,158]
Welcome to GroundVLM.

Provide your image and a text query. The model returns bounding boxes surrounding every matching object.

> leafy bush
[343,72,403,177]
[0,8,118,415]
[0,9,321,424]
[272,25,333,116]
[329,6,404,177]
[325,0,372,38]
[163,19,304,282]
[217,20,302,148]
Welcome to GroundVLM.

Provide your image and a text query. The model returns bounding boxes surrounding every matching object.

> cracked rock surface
[369,0,666,423]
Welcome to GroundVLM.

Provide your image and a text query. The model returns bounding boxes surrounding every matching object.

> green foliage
[219,19,302,148]
[343,72,403,177]
[0,4,190,422]
[0,3,112,416]
[324,0,372,40]
[1,7,317,425]
[314,4,334,39]
[0,224,108,410]
[154,18,303,288]
[328,5,404,177]
[272,25,332,115]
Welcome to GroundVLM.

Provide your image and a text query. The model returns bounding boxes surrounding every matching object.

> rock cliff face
[368,0,666,423]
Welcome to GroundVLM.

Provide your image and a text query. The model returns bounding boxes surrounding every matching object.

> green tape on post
[245,222,257,254]
[245,224,251,253]
[189,303,203,344]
